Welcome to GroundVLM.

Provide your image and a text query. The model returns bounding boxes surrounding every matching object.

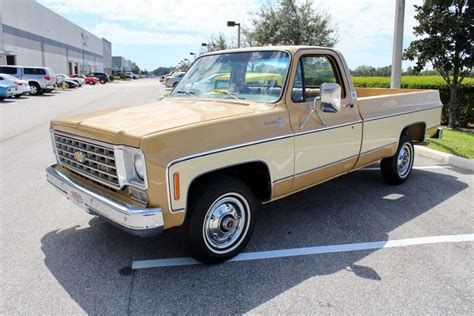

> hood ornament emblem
[73,151,86,163]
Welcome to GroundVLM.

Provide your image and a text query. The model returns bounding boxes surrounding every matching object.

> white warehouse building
[0,0,112,75]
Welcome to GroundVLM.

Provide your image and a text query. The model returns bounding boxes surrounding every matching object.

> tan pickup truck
[46,46,442,263]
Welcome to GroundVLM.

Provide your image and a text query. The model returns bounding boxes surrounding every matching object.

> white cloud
[38,0,260,43]
[90,22,200,45]
[38,0,424,67]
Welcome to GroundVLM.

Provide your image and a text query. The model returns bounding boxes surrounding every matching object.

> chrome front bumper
[46,165,164,237]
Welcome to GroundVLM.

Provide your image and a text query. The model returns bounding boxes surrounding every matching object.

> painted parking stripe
[360,165,452,171]
[132,234,474,270]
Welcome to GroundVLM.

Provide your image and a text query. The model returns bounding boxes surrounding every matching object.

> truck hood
[51,97,273,147]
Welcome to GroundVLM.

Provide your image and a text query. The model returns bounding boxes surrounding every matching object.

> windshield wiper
[221,90,244,101]
[175,90,197,97]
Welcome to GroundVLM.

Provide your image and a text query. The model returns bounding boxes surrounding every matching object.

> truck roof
[201,45,341,56]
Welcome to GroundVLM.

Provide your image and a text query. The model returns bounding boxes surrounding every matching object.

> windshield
[170,50,290,102]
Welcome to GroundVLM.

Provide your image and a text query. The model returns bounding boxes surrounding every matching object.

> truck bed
[356,88,443,155]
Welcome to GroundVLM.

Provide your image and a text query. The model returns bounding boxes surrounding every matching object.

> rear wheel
[29,82,41,96]
[186,176,256,264]
[381,134,414,185]
[100,79,106,84]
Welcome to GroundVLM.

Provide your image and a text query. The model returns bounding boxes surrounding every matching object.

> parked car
[66,74,84,87]
[0,73,31,97]
[164,72,185,88]
[0,83,16,101]
[56,74,79,89]
[159,73,170,82]
[126,72,139,79]
[46,46,443,264]
[0,65,56,95]
[71,74,98,85]
[85,72,109,84]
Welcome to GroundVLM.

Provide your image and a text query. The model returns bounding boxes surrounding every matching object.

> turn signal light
[173,172,180,200]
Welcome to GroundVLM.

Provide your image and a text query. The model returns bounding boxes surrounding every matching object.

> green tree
[131,62,141,74]
[404,0,473,128]
[205,33,229,52]
[246,0,338,46]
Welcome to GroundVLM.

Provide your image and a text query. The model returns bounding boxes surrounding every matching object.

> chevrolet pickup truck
[46,46,442,263]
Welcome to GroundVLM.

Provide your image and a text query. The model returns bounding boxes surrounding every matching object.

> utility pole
[390,0,405,89]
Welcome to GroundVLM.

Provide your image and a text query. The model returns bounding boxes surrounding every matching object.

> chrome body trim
[363,105,442,122]
[294,120,363,137]
[46,165,163,237]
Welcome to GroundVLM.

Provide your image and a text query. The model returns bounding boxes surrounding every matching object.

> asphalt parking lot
[1,79,473,314]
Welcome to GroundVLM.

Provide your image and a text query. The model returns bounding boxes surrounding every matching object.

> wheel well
[187,161,272,205]
[402,122,426,143]
[28,81,40,86]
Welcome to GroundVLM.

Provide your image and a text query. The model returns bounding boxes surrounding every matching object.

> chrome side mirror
[320,83,341,113]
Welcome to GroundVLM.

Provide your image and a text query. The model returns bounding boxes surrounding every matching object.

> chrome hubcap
[203,193,249,253]
[30,85,37,94]
[397,143,412,178]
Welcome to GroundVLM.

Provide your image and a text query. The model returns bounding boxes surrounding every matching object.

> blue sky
[38,0,423,71]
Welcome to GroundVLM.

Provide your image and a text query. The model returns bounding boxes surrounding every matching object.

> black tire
[14,94,23,98]
[100,79,106,84]
[173,82,178,88]
[29,82,41,96]
[186,176,256,264]
[0,97,5,101]
[381,134,415,185]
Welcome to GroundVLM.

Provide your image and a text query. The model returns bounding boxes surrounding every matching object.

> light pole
[227,21,241,48]
[190,52,196,60]
[390,0,405,89]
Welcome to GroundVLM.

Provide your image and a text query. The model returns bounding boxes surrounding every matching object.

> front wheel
[186,176,256,264]
[381,134,414,185]
[100,79,106,84]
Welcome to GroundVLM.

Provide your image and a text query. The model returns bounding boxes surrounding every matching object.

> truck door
[286,49,362,192]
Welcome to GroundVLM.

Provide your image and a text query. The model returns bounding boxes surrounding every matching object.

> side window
[292,55,344,103]
[24,68,46,75]
[291,60,304,102]
[0,67,17,75]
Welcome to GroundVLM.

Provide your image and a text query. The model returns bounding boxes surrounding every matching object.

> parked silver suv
[0,65,56,95]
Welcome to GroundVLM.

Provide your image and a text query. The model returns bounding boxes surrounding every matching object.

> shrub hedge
[352,76,474,127]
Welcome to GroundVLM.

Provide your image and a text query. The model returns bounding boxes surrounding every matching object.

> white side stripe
[132,234,474,270]
[360,165,451,171]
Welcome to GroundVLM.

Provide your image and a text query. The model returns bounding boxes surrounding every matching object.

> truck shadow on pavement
[41,168,469,314]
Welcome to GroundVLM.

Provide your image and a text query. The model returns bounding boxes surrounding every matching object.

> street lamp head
[227,21,236,27]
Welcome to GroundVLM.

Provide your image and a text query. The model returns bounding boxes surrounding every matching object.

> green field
[427,129,474,159]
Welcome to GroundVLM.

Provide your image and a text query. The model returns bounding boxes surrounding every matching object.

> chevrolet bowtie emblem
[73,151,86,163]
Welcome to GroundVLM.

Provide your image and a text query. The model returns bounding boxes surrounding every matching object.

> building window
[6,55,16,65]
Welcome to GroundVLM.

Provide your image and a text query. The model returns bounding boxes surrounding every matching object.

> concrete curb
[415,145,474,172]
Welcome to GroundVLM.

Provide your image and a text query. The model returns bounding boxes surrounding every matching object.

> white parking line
[132,234,474,270]
[360,165,452,171]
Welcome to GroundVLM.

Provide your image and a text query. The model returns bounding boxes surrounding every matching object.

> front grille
[53,132,120,189]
